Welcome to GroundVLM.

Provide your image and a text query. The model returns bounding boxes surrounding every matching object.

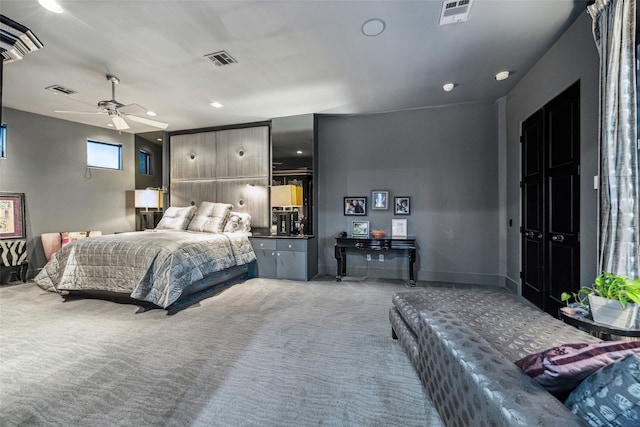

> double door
[521,82,580,316]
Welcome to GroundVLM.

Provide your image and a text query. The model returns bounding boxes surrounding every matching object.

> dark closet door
[521,82,580,316]
[521,110,545,308]
[545,83,580,316]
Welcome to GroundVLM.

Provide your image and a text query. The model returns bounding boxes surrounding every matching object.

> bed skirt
[60,262,253,314]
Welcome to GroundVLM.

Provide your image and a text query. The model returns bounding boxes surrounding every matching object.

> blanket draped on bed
[34,230,255,308]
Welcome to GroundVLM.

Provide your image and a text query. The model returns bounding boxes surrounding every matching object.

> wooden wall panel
[215,127,269,178]
[170,180,217,208]
[170,132,217,180]
[169,125,270,230]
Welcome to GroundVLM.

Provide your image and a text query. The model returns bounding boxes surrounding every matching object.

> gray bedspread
[34,230,256,308]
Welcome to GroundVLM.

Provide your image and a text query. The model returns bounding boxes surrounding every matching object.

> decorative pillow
[223,212,252,233]
[155,206,197,230]
[187,202,233,233]
[515,341,640,393]
[565,353,640,426]
[61,231,87,246]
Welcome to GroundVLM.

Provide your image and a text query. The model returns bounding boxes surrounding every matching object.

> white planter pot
[588,294,639,329]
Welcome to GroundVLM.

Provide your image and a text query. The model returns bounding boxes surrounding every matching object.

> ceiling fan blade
[125,114,169,129]
[118,103,147,116]
[55,110,104,114]
[111,115,129,130]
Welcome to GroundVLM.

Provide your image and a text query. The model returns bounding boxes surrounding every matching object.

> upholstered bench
[390,287,601,426]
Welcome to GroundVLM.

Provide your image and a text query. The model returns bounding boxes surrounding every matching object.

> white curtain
[588,0,639,278]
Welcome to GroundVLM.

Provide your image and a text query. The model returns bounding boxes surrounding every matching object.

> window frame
[86,139,122,170]
[139,149,152,175]
[1,124,6,159]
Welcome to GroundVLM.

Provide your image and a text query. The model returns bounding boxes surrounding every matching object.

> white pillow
[187,202,233,233]
[155,206,197,230]
[223,212,252,233]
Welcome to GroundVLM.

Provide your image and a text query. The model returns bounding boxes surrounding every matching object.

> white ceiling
[2,0,590,134]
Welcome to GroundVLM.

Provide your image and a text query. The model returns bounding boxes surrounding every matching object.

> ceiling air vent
[45,84,77,95]
[439,0,473,26]
[204,50,237,67]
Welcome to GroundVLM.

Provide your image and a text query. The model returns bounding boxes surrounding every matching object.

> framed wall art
[392,219,407,237]
[371,190,389,210]
[352,220,370,237]
[344,197,367,216]
[394,196,410,215]
[0,192,26,239]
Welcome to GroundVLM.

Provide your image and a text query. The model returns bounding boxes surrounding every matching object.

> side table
[0,239,28,282]
[559,308,640,340]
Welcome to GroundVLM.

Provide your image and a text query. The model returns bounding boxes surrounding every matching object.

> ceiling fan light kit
[53,74,169,131]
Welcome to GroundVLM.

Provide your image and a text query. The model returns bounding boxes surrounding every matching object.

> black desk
[334,235,416,286]
[559,308,640,340]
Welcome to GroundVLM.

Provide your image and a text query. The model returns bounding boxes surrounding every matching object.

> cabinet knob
[288,244,292,248]
[260,243,264,247]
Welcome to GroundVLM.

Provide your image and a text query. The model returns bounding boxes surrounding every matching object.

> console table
[334,235,416,286]
[559,308,640,340]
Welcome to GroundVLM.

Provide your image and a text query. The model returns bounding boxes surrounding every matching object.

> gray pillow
[155,206,196,230]
[223,212,252,233]
[565,353,640,426]
[187,202,233,233]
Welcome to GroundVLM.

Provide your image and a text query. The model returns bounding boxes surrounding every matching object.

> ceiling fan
[55,74,169,131]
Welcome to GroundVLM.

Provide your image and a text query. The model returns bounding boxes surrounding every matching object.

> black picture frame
[394,196,410,215]
[0,192,26,239]
[344,197,367,216]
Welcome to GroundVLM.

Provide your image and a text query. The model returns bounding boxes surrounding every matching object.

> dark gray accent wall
[504,12,599,291]
[317,101,500,285]
[0,108,135,274]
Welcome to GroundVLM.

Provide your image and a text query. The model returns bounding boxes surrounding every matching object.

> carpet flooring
[0,277,443,427]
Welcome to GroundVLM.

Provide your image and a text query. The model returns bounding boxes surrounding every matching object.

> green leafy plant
[561,272,640,309]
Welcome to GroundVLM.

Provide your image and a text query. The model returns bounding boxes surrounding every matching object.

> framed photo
[392,219,407,237]
[394,196,411,215]
[0,192,26,239]
[344,197,367,216]
[371,190,389,210]
[352,220,370,237]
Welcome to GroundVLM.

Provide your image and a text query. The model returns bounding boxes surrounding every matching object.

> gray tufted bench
[390,287,600,426]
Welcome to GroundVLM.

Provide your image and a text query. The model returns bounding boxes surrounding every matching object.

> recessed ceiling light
[362,18,386,37]
[296,150,303,154]
[210,102,223,108]
[443,83,455,92]
[156,138,162,142]
[495,71,510,81]
[146,111,157,117]
[38,0,64,13]
[107,123,114,127]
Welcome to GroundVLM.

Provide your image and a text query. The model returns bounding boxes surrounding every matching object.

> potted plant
[561,272,640,329]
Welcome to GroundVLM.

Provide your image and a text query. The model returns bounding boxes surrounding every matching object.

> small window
[87,139,122,170]
[1,124,6,159]
[139,149,152,175]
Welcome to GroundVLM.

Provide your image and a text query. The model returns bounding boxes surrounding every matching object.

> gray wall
[317,101,501,285]
[0,108,135,274]
[504,12,599,290]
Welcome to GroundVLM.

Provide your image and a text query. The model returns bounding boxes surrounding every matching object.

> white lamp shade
[135,189,161,209]
[271,185,302,207]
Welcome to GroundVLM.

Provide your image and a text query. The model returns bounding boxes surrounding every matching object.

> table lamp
[135,189,162,229]
[271,185,302,235]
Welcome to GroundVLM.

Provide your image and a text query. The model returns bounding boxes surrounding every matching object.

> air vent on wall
[204,50,237,66]
[439,0,473,26]
[45,84,77,95]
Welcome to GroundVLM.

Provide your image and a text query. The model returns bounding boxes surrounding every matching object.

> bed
[34,202,256,312]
